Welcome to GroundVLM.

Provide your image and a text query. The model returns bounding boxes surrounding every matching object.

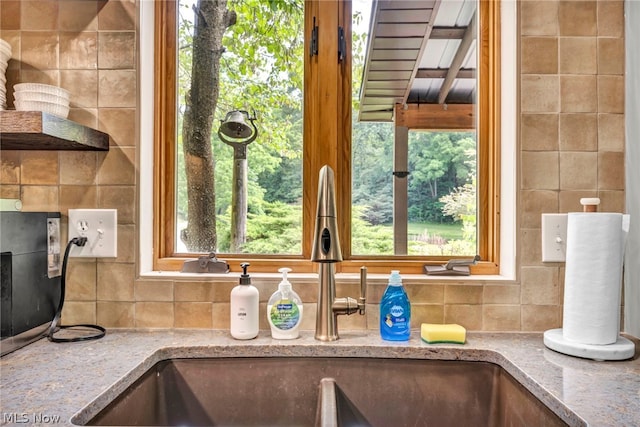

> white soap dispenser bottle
[267,267,303,339]
[230,262,259,339]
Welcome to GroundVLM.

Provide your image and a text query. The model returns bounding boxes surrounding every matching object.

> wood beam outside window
[395,103,474,130]
[393,125,409,255]
[438,11,477,104]
[430,26,466,39]
[415,68,475,79]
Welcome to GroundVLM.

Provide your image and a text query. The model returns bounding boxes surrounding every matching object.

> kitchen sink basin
[86,357,567,426]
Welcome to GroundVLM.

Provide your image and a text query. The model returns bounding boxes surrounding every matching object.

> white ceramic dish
[13,83,70,100]
[15,99,70,118]
[13,90,69,106]
[0,40,10,57]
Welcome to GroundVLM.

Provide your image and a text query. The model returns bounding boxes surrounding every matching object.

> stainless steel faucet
[312,165,367,341]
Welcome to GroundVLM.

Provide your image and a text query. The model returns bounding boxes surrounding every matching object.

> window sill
[139,270,515,284]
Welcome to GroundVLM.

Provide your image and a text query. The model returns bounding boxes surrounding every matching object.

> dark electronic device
[1,211,61,356]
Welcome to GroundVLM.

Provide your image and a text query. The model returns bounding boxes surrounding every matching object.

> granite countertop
[0,330,638,426]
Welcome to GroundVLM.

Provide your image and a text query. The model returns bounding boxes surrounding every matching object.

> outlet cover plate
[541,213,568,262]
[68,209,117,258]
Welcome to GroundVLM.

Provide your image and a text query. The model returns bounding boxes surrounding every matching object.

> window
[352,0,478,259]
[175,0,304,255]
[153,0,500,274]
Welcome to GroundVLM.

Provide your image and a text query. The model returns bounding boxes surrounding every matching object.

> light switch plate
[68,209,118,258]
[541,214,567,262]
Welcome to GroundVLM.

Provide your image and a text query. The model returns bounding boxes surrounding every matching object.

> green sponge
[421,323,466,344]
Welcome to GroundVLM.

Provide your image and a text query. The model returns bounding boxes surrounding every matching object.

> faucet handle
[359,266,367,314]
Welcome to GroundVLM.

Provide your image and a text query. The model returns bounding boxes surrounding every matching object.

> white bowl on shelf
[0,38,10,51]
[15,99,70,119]
[13,90,69,106]
[13,83,70,100]
[0,40,10,59]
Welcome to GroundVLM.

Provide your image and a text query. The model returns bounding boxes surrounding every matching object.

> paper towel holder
[543,197,635,361]
[580,197,600,212]
[543,329,635,361]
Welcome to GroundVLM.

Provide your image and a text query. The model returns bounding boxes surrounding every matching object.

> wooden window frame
[153,0,500,275]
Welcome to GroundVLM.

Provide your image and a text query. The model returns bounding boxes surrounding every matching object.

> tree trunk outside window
[181,0,236,252]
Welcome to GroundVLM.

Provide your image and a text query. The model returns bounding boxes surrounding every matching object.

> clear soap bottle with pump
[230,262,259,340]
[379,270,411,341]
[267,267,303,339]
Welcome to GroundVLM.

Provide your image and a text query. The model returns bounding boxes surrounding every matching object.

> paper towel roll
[563,213,625,345]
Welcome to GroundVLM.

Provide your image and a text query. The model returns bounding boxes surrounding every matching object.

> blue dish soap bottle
[380,270,411,341]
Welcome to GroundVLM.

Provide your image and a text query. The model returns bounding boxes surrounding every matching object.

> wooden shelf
[0,111,109,151]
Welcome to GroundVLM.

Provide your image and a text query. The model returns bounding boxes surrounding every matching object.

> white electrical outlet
[541,213,568,262]
[68,209,118,258]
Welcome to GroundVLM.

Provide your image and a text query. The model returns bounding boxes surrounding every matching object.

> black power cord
[47,237,106,343]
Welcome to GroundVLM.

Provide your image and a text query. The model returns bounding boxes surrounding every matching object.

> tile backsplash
[0,0,626,332]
